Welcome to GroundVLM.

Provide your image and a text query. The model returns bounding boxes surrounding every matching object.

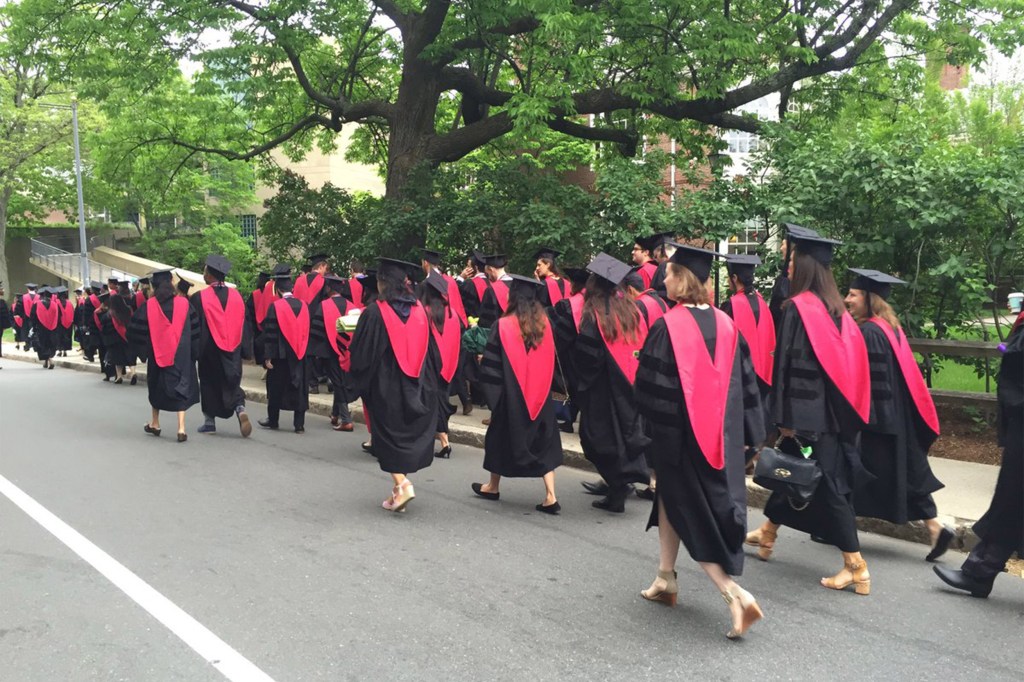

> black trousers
[267,405,305,429]
[962,538,1015,582]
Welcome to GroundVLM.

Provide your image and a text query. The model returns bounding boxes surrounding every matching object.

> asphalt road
[1,361,1021,681]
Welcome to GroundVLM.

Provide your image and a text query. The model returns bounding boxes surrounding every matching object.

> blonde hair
[871,295,902,331]
[666,263,711,306]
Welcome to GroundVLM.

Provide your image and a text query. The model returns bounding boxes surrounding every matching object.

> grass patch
[915,354,997,393]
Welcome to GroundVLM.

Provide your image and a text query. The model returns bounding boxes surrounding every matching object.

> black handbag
[753,436,822,510]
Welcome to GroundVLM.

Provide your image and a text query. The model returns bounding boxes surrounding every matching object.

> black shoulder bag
[753,435,822,510]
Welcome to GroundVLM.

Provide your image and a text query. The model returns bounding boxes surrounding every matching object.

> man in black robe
[245,272,271,369]
[549,267,590,434]
[309,274,358,431]
[934,311,1023,597]
[191,255,253,437]
[457,250,490,413]
[476,254,511,330]
[259,267,310,433]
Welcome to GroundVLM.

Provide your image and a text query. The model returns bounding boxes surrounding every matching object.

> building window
[724,130,762,154]
[239,215,257,247]
[727,220,761,255]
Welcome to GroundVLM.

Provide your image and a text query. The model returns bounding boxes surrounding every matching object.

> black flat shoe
[177,432,188,443]
[144,424,161,437]
[114,377,123,384]
[933,566,994,598]
[926,526,955,562]
[130,375,138,385]
[361,441,374,454]
[581,480,609,496]
[535,501,561,515]
[592,496,626,513]
[471,482,499,501]
[435,446,452,459]
[258,419,279,430]
[635,487,655,501]
[294,427,305,434]
[557,421,574,434]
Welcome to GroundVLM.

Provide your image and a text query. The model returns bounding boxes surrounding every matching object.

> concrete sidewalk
[2,345,1001,553]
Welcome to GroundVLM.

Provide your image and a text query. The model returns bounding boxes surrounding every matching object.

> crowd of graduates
[1,221,1020,639]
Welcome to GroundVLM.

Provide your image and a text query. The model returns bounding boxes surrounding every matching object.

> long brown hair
[870,295,902,331]
[506,286,548,350]
[582,275,642,343]
[788,248,846,317]
[418,281,448,328]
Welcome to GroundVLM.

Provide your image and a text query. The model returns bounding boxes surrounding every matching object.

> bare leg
[924,518,942,543]
[480,473,501,494]
[438,432,449,448]
[657,497,681,572]
[176,411,186,434]
[700,561,762,637]
[542,471,557,506]
[390,473,407,487]
[150,408,160,430]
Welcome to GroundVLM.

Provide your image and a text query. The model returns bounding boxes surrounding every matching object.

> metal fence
[29,238,141,285]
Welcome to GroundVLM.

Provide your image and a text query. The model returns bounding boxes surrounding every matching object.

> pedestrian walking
[128,270,201,442]
[56,287,74,357]
[745,232,874,595]
[843,269,953,559]
[420,271,461,459]
[30,286,60,369]
[634,244,766,639]
[259,267,311,434]
[471,275,563,514]
[309,273,357,432]
[534,247,567,307]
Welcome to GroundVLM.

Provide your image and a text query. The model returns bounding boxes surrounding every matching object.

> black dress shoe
[933,565,994,598]
[535,501,561,515]
[294,427,305,434]
[926,526,955,562]
[258,419,279,430]
[592,496,625,513]
[471,482,500,500]
[361,441,374,454]
[557,421,574,434]
[435,445,452,459]
[462,402,473,416]
[635,487,655,501]
[446,403,458,416]
[581,480,609,496]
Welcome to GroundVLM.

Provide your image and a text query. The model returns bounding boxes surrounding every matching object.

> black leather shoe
[592,496,625,513]
[471,482,499,501]
[294,427,305,434]
[535,501,561,515]
[635,486,655,501]
[557,421,574,434]
[258,419,279,430]
[361,441,374,454]
[435,445,452,459]
[926,526,955,562]
[581,480,609,496]
[933,566,994,598]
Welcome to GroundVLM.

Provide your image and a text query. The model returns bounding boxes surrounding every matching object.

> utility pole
[71,98,89,285]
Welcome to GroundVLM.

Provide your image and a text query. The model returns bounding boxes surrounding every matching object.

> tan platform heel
[722,585,764,639]
[821,553,871,595]
[641,569,679,607]
[745,525,778,561]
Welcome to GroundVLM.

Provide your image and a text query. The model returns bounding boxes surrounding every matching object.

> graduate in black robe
[258,267,310,433]
[746,233,875,596]
[935,310,1024,597]
[457,251,490,412]
[13,284,38,349]
[54,287,74,356]
[843,270,952,560]
[191,255,253,437]
[635,244,766,640]
[245,272,272,369]
[471,275,563,514]
[420,271,462,459]
[79,284,101,362]
[768,223,821,328]
[573,254,651,513]
[549,267,589,433]
[309,274,358,432]
[100,293,135,383]
[350,258,441,512]
[128,271,201,442]
[533,247,568,308]
[30,287,60,368]
[476,254,511,330]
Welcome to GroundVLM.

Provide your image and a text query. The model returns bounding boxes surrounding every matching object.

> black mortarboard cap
[484,254,507,268]
[563,267,590,287]
[25,282,38,289]
[360,271,378,295]
[324,273,346,284]
[118,278,130,286]
[784,223,821,240]
[139,277,150,285]
[667,243,723,283]
[377,257,421,280]
[107,276,119,283]
[307,253,329,266]
[725,253,762,277]
[586,252,632,286]
[849,268,905,300]
[507,274,543,298]
[790,232,841,266]
[205,254,232,276]
[424,271,449,297]
[90,280,103,291]
[98,291,110,302]
[471,249,487,267]
[420,248,442,266]
[532,247,562,261]
[151,269,175,286]
[271,264,292,279]
[176,279,194,294]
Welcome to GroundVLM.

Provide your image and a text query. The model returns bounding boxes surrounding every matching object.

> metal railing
[29,238,141,285]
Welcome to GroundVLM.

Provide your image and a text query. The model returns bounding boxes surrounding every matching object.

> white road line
[0,473,276,682]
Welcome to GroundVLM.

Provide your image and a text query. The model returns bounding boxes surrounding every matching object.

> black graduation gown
[350,300,441,475]
[79,299,100,353]
[30,299,59,360]
[459,276,487,319]
[310,295,359,405]
[537,278,567,308]
[550,297,580,397]
[972,321,1023,554]
[99,310,133,367]
[477,280,509,330]
[478,323,563,478]
[129,298,201,411]
[763,301,866,552]
[635,308,765,576]
[768,271,789,329]
[854,322,943,523]
[245,289,264,366]
[190,287,249,419]
[721,291,772,429]
[56,300,73,350]
[573,317,650,487]
[13,296,32,343]
[262,297,310,413]
[0,298,10,354]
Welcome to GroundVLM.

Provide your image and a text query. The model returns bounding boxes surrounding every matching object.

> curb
[8,352,977,553]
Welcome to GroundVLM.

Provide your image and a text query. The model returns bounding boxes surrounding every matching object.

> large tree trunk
[0,186,12,305]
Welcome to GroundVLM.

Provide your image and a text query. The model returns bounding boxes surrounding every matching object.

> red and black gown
[550,291,585,401]
[479,316,563,478]
[128,296,200,411]
[350,297,441,474]
[538,277,567,308]
[636,305,764,575]
[262,296,311,417]
[309,294,359,415]
[573,311,651,488]
[430,305,462,433]
[764,292,870,552]
[30,296,60,360]
[190,284,250,419]
[57,297,74,351]
[477,277,510,330]
[721,289,775,430]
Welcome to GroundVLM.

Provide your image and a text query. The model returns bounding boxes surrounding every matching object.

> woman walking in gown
[471,275,563,513]
[420,272,462,459]
[745,233,873,595]
[634,244,766,638]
